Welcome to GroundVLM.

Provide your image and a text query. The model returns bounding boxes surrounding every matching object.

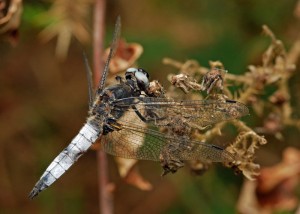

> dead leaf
[0,0,23,45]
[103,39,143,74]
[123,165,152,191]
[115,157,138,178]
[237,147,300,214]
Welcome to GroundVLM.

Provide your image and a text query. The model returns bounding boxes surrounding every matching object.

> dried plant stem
[93,0,113,213]
[93,0,106,84]
[193,123,224,142]
[163,57,252,85]
[231,120,252,132]
[237,87,258,104]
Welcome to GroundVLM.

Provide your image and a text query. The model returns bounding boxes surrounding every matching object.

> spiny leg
[131,105,167,124]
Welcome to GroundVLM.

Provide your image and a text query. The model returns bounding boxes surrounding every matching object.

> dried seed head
[146,80,165,97]
[171,74,202,93]
[201,67,226,94]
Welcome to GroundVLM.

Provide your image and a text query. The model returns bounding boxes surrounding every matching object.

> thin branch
[93,0,113,213]
[93,0,106,86]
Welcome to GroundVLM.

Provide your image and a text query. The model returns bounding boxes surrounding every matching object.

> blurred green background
[1,0,299,213]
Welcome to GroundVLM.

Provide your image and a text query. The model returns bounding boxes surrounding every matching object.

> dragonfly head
[125,68,150,91]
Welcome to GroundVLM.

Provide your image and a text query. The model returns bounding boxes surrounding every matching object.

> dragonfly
[29,16,249,199]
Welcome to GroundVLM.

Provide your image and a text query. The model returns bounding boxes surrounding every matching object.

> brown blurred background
[1,0,300,213]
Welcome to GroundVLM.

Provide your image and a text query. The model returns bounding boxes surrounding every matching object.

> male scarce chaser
[29,17,249,199]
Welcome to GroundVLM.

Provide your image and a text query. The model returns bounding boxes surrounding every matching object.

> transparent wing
[98,16,121,92]
[102,119,235,163]
[111,97,249,128]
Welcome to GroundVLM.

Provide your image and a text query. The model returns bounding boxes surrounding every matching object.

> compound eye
[135,69,150,90]
[125,67,138,79]
[138,68,150,78]
[127,68,138,73]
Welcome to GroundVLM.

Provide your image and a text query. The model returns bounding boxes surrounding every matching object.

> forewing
[112,97,249,128]
[98,16,121,92]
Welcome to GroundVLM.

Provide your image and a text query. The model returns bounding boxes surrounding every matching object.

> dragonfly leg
[131,105,148,122]
[103,117,123,135]
[159,147,184,176]
[115,75,125,84]
[160,157,184,176]
[131,105,167,125]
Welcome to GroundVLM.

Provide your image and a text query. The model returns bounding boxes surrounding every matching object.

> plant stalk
[93,0,113,213]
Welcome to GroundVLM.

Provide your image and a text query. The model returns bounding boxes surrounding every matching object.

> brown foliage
[39,0,91,59]
[164,25,300,213]
[237,147,300,214]
[0,0,22,45]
